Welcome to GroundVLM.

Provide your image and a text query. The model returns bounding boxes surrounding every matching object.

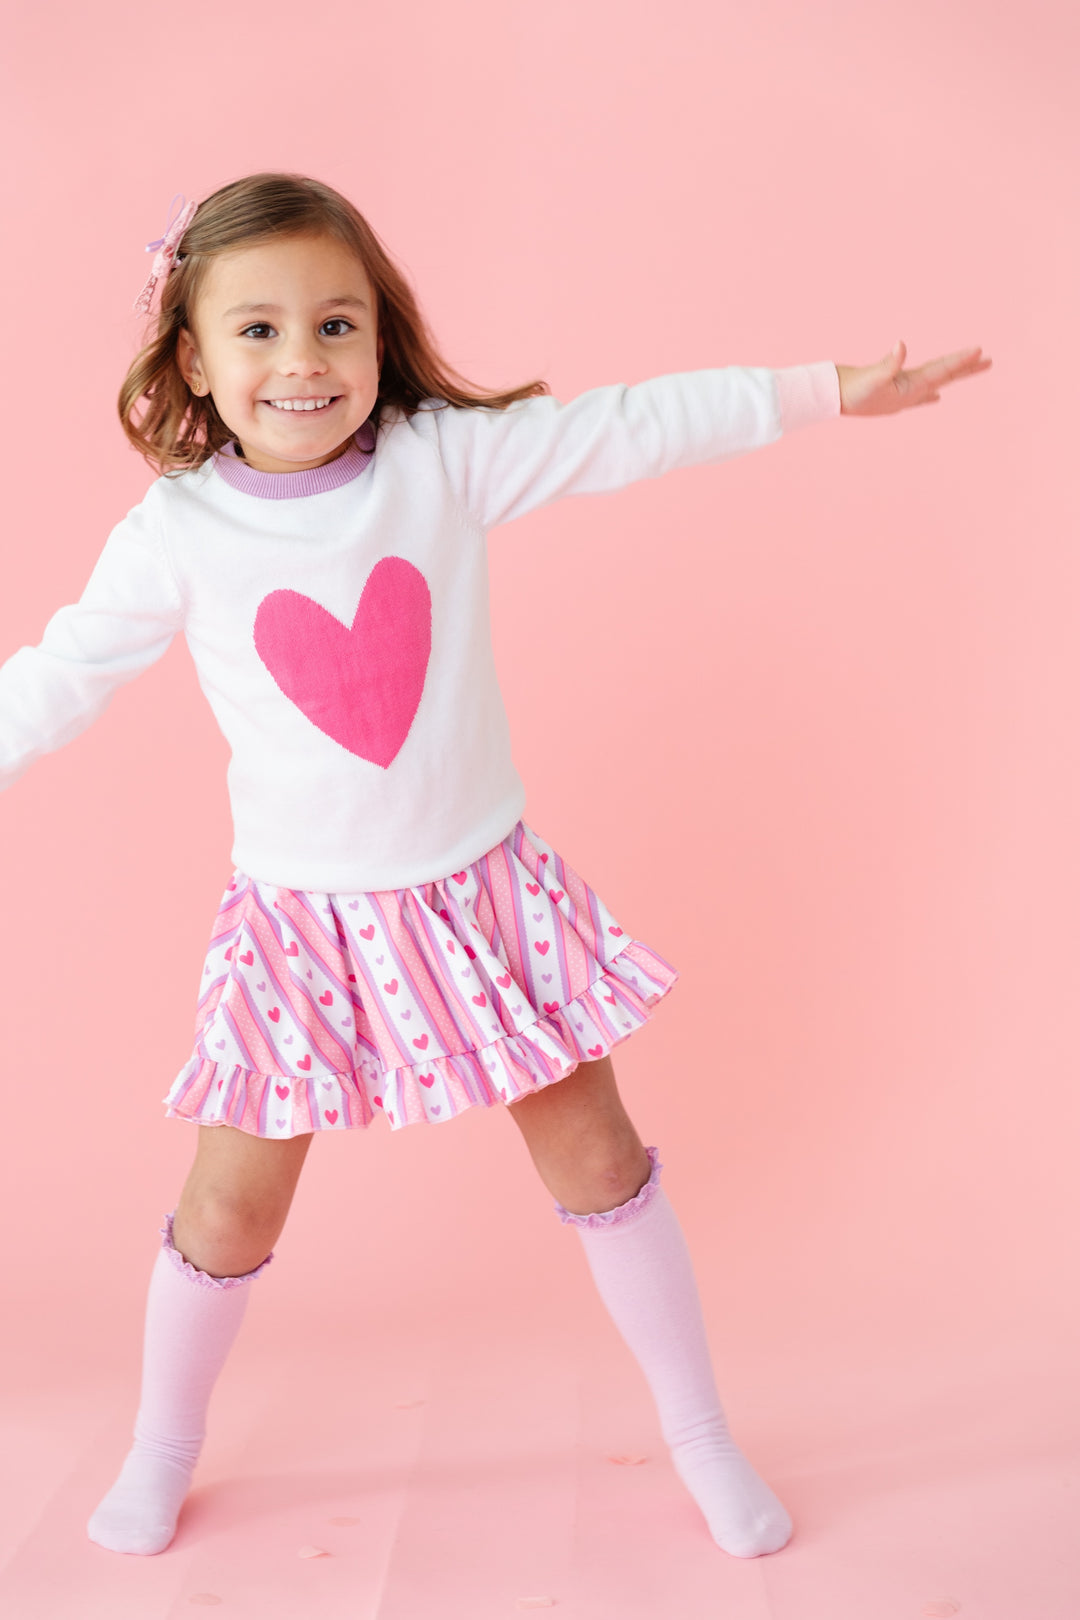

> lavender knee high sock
[87,1215,272,1556]
[560,1149,792,1558]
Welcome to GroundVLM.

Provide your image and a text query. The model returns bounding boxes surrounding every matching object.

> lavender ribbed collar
[213,419,376,499]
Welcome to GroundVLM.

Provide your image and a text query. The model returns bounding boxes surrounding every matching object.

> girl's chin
[235,415,363,472]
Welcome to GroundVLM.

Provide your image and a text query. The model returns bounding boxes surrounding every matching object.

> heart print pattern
[164,822,676,1140]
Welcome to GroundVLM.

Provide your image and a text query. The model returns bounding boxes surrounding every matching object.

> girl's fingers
[843,345,990,414]
[915,348,990,387]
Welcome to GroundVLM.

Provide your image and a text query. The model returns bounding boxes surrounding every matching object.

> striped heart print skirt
[164,821,677,1138]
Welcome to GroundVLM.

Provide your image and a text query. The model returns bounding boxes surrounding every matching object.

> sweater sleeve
[433,361,841,531]
[0,492,184,793]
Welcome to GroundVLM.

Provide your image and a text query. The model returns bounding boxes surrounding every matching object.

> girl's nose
[277,339,327,378]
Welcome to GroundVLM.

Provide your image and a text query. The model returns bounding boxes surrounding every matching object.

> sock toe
[86,1450,192,1556]
[673,1446,793,1558]
[87,1510,179,1557]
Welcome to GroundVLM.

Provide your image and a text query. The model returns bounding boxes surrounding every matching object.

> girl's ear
[177,326,207,396]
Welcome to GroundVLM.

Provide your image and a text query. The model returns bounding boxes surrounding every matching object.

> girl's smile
[263,395,341,412]
[177,233,381,475]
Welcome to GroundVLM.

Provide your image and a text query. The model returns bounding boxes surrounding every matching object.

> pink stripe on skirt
[164,821,677,1139]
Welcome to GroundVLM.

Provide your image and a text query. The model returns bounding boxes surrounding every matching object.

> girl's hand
[836,342,992,416]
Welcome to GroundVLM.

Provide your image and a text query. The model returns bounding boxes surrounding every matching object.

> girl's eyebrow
[221,296,370,319]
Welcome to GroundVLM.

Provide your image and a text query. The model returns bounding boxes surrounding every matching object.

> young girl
[0,173,989,1562]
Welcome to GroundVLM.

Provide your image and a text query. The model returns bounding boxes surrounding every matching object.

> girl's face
[178,233,381,475]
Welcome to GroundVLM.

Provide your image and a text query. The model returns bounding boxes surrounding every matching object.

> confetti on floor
[297,1545,329,1559]
[606,1454,648,1466]
[923,1604,961,1618]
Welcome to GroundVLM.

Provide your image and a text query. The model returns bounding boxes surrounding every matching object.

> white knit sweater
[0,362,840,891]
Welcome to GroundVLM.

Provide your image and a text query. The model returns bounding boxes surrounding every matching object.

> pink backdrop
[1,1,1077,1613]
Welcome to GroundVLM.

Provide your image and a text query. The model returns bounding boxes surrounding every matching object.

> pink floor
[2,1250,1077,1620]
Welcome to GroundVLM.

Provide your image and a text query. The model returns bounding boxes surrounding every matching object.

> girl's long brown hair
[119,173,548,475]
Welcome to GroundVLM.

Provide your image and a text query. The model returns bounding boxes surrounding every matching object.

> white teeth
[268,397,333,411]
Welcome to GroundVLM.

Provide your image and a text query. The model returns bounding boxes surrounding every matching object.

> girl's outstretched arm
[836,341,991,416]
[432,362,842,532]
[0,491,183,794]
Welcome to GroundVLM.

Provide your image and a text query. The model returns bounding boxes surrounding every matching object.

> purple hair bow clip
[133,193,197,315]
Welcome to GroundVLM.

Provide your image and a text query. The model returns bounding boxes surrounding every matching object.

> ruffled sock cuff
[159,1211,274,1290]
[554,1145,663,1230]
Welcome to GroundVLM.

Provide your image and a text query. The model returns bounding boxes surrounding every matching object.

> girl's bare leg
[506,1054,650,1213]
[508,1056,792,1558]
[88,1124,313,1556]
[173,1122,314,1276]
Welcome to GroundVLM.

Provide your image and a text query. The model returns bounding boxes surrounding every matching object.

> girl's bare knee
[171,1126,312,1278]
[557,1141,651,1216]
[522,1121,650,1215]
[172,1186,279,1277]
[508,1057,650,1214]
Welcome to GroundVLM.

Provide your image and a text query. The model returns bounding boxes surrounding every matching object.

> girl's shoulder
[153,460,218,500]
[385,395,549,455]
[120,460,215,523]
[133,457,238,530]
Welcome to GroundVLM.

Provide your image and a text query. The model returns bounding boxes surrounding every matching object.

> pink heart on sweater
[254,557,431,768]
